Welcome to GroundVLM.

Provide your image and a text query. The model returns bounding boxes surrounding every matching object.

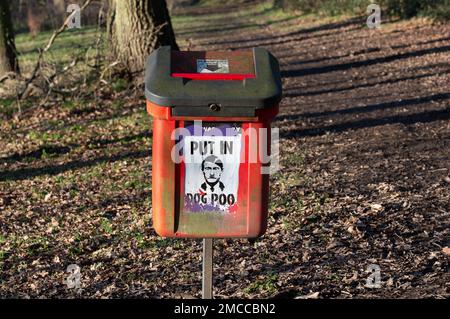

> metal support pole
[202,238,213,299]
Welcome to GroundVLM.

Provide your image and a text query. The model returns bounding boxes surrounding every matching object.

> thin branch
[0,72,16,83]
[17,0,94,100]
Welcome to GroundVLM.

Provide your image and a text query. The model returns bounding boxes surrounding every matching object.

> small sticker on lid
[197,59,229,73]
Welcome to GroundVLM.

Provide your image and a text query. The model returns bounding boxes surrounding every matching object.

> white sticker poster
[183,123,242,214]
[197,59,230,73]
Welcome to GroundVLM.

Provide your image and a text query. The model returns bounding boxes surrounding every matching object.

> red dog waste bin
[145,46,282,238]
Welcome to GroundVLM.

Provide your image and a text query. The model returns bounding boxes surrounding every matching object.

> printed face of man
[203,161,223,184]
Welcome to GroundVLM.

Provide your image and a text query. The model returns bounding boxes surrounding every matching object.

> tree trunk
[52,0,66,14]
[0,0,19,75]
[109,0,179,76]
[27,0,43,37]
[51,0,67,29]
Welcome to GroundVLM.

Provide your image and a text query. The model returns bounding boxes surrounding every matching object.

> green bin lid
[145,46,282,117]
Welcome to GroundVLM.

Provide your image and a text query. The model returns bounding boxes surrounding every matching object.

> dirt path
[177,1,450,298]
[0,1,448,298]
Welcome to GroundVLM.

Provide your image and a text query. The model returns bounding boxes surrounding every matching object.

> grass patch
[144,238,183,250]
[274,0,367,15]
[16,27,100,74]
[244,274,279,295]
[101,218,113,234]
[27,237,50,256]
[111,79,129,93]
[0,99,34,119]
[0,98,16,117]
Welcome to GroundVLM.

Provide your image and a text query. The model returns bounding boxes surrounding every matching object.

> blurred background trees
[0,0,19,76]
[383,0,449,19]
[274,0,450,20]
[10,0,106,35]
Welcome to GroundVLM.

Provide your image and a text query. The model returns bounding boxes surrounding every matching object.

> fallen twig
[0,72,17,83]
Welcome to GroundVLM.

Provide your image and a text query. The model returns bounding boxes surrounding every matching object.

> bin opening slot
[171,73,255,81]
[171,50,256,81]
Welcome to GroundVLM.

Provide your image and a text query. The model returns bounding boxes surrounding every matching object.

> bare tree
[0,0,19,76]
[108,0,178,77]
